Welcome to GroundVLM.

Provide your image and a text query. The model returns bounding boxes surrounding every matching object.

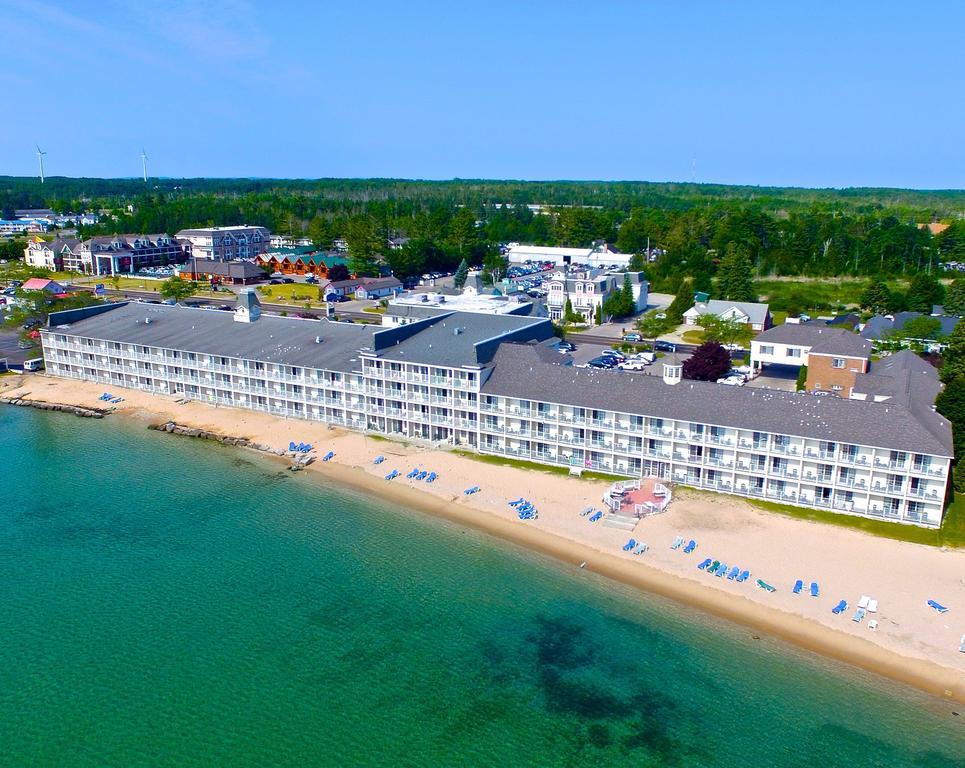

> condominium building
[41,298,953,528]
[73,234,186,275]
[545,268,648,323]
[24,237,81,271]
[176,226,270,261]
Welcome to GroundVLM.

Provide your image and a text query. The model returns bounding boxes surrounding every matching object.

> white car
[722,342,743,351]
[716,376,745,386]
[618,360,649,372]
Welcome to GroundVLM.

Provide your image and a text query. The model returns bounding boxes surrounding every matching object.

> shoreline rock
[0,396,107,418]
[148,420,260,452]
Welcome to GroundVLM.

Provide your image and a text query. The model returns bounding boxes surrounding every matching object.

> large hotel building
[41,295,953,528]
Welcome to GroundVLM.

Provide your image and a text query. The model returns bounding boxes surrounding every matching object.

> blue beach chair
[793,579,804,595]
[683,539,697,554]
[407,468,420,479]
[633,542,649,555]
[737,569,750,583]
[589,511,603,522]
[697,558,712,570]
[727,566,739,580]
[927,599,949,613]
[385,469,399,480]
[426,472,437,483]
[289,441,297,451]
[853,607,866,623]
[622,539,636,552]
[810,582,820,598]
[716,563,728,578]
[509,498,525,507]
[322,451,334,462]
[373,455,385,464]
[831,600,847,615]
[416,471,428,481]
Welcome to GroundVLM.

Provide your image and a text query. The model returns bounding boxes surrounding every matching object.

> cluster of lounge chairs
[509,498,538,520]
[289,441,313,453]
[792,580,820,598]
[697,558,750,582]
[405,468,438,483]
[463,486,481,495]
[579,507,604,523]
[622,538,649,555]
[671,536,697,553]
[97,393,124,404]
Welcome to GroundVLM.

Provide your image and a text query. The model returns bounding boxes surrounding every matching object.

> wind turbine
[140,148,149,182]
[36,145,47,184]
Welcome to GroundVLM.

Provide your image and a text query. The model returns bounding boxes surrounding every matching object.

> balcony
[874,458,907,470]
[771,443,799,456]
[707,433,733,446]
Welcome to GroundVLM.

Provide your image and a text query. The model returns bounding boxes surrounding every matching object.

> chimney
[234,288,262,323]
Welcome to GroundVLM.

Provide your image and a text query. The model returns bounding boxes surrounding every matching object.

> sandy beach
[4,373,964,703]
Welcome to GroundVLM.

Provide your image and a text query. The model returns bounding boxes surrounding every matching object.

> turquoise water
[0,406,962,767]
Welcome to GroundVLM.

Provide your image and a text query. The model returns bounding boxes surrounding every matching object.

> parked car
[587,357,617,369]
[281,277,295,284]
[622,333,643,342]
[654,341,676,352]
[716,376,744,386]
[269,279,282,285]
[631,351,656,364]
[557,341,576,352]
[600,350,626,361]
[722,342,743,351]
[618,360,648,371]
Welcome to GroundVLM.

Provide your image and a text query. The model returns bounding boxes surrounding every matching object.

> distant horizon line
[1,174,963,195]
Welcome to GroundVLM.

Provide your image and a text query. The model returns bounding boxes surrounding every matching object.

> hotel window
[786,348,801,358]
[759,345,774,355]
[832,358,845,369]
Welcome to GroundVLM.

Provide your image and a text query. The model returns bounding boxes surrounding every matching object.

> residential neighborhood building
[21,277,67,293]
[349,276,402,300]
[256,248,347,278]
[176,226,270,261]
[545,268,649,323]
[56,234,187,275]
[860,312,960,343]
[0,218,48,235]
[42,298,953,529]
[24,237,81,271]
[505,242,632,268]
[684,299,772,332]
[751,324,873,395]
[269,234,314,249]
[178,258,263,285]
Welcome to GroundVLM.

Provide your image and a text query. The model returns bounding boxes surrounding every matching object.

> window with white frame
[832,358,845,369]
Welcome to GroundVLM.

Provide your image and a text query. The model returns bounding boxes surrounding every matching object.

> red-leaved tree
[682,341,731,381]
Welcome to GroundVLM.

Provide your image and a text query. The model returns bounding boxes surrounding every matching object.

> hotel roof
[47,302,376,373]
[481,344,952,456]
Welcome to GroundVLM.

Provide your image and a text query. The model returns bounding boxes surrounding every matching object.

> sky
[1,0,962,188]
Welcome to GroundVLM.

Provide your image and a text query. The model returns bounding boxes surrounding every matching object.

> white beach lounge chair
[868,620,878,631]
[866,599,878,613]
[858,595,870,609]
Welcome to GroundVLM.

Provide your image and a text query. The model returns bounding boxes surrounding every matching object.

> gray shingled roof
[687,299,770,326]
[373,313,554,367]
[755,323,871,358]
[481,344,952,456]
[47,302,375,373]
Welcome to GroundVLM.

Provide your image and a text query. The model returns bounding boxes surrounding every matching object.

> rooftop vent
[315,336,321,344]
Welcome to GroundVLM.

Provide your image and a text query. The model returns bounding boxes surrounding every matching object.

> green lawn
[255,284,321,303]
[451,449,624,483]
[746,496,965,548]
[754,278,908,314]
[681,330,705,344]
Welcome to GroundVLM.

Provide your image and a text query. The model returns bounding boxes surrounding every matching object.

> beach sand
[5,374,964,702]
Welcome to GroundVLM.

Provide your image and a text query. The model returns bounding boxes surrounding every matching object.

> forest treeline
[1,176,963,288]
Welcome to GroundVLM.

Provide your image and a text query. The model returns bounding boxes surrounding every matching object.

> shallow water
[0,406,962,766]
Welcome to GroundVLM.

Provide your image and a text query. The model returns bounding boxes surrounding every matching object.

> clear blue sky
[1,0,962,188]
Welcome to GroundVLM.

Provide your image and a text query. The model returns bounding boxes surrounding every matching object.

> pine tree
[945,279,965,318]
[906,273,945,313]
[860,280,892,314]
[715,246,756,302]
[453,258,469,290]
[665,279,693,325]
[594,304,603,325]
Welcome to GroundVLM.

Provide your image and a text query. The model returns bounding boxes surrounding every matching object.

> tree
[602,272,635,319]
[594,304,603,325]
[682,341,732,381]
[860,280,892,314]
[453,258,469,290]
[482,250,507,284]
[665,279,694,325]
[697,315,748,346]
[944,279,965,317]
[328,263,350,281]
[715,245,756,302]
[635,310,672,342]
[345,215,381,276]
[936,376,965,492]
[795,365,808,392]
[941,321,965,383]
[891,316,942,343]
[563,298,583,324]
[159,276,197,302]
[906,273,945,314]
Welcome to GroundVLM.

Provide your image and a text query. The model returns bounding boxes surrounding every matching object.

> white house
[683,299,772,332]
[750,323,873,371]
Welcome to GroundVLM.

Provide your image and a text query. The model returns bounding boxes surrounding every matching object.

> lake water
[0,406,962,766]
